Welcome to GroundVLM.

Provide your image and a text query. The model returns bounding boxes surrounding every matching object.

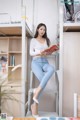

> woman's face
[37,26,46,37]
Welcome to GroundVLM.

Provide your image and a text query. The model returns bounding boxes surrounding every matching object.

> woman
[30,23,55,116]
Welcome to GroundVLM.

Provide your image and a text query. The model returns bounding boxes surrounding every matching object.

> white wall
[0,0,34,31]
[34,0,58,43]
[0,0,21,22]
[0,0,58,40]
[24,0,34,31]
[63,33,80,117]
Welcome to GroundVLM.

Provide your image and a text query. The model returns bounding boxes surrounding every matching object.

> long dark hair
[34,23,50,46]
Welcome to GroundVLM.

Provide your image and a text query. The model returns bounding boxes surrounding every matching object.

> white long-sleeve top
[30,38,48,56]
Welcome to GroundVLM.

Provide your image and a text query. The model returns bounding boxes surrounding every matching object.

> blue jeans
[31,57,55,89]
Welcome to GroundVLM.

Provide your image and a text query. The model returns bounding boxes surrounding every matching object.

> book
[41,44,59,54]
[10,55,15,66]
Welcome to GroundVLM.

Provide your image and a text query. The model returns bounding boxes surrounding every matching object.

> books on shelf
[41,44,59,54]
[10,55,15,66]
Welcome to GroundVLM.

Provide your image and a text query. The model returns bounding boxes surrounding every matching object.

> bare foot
[31,103,38,115]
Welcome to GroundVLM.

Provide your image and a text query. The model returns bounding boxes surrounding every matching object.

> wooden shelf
[63,22,80,32]
[9,51,22,54]
[8,66,22,68]
[0,26,22,36]
[0,22,33,117]
[0,53,8,55]
[0,22,33,37]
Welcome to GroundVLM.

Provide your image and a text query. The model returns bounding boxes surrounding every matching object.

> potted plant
[0,64,22,115]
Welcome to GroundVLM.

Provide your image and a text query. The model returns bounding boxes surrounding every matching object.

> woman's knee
[36,73,44,82]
